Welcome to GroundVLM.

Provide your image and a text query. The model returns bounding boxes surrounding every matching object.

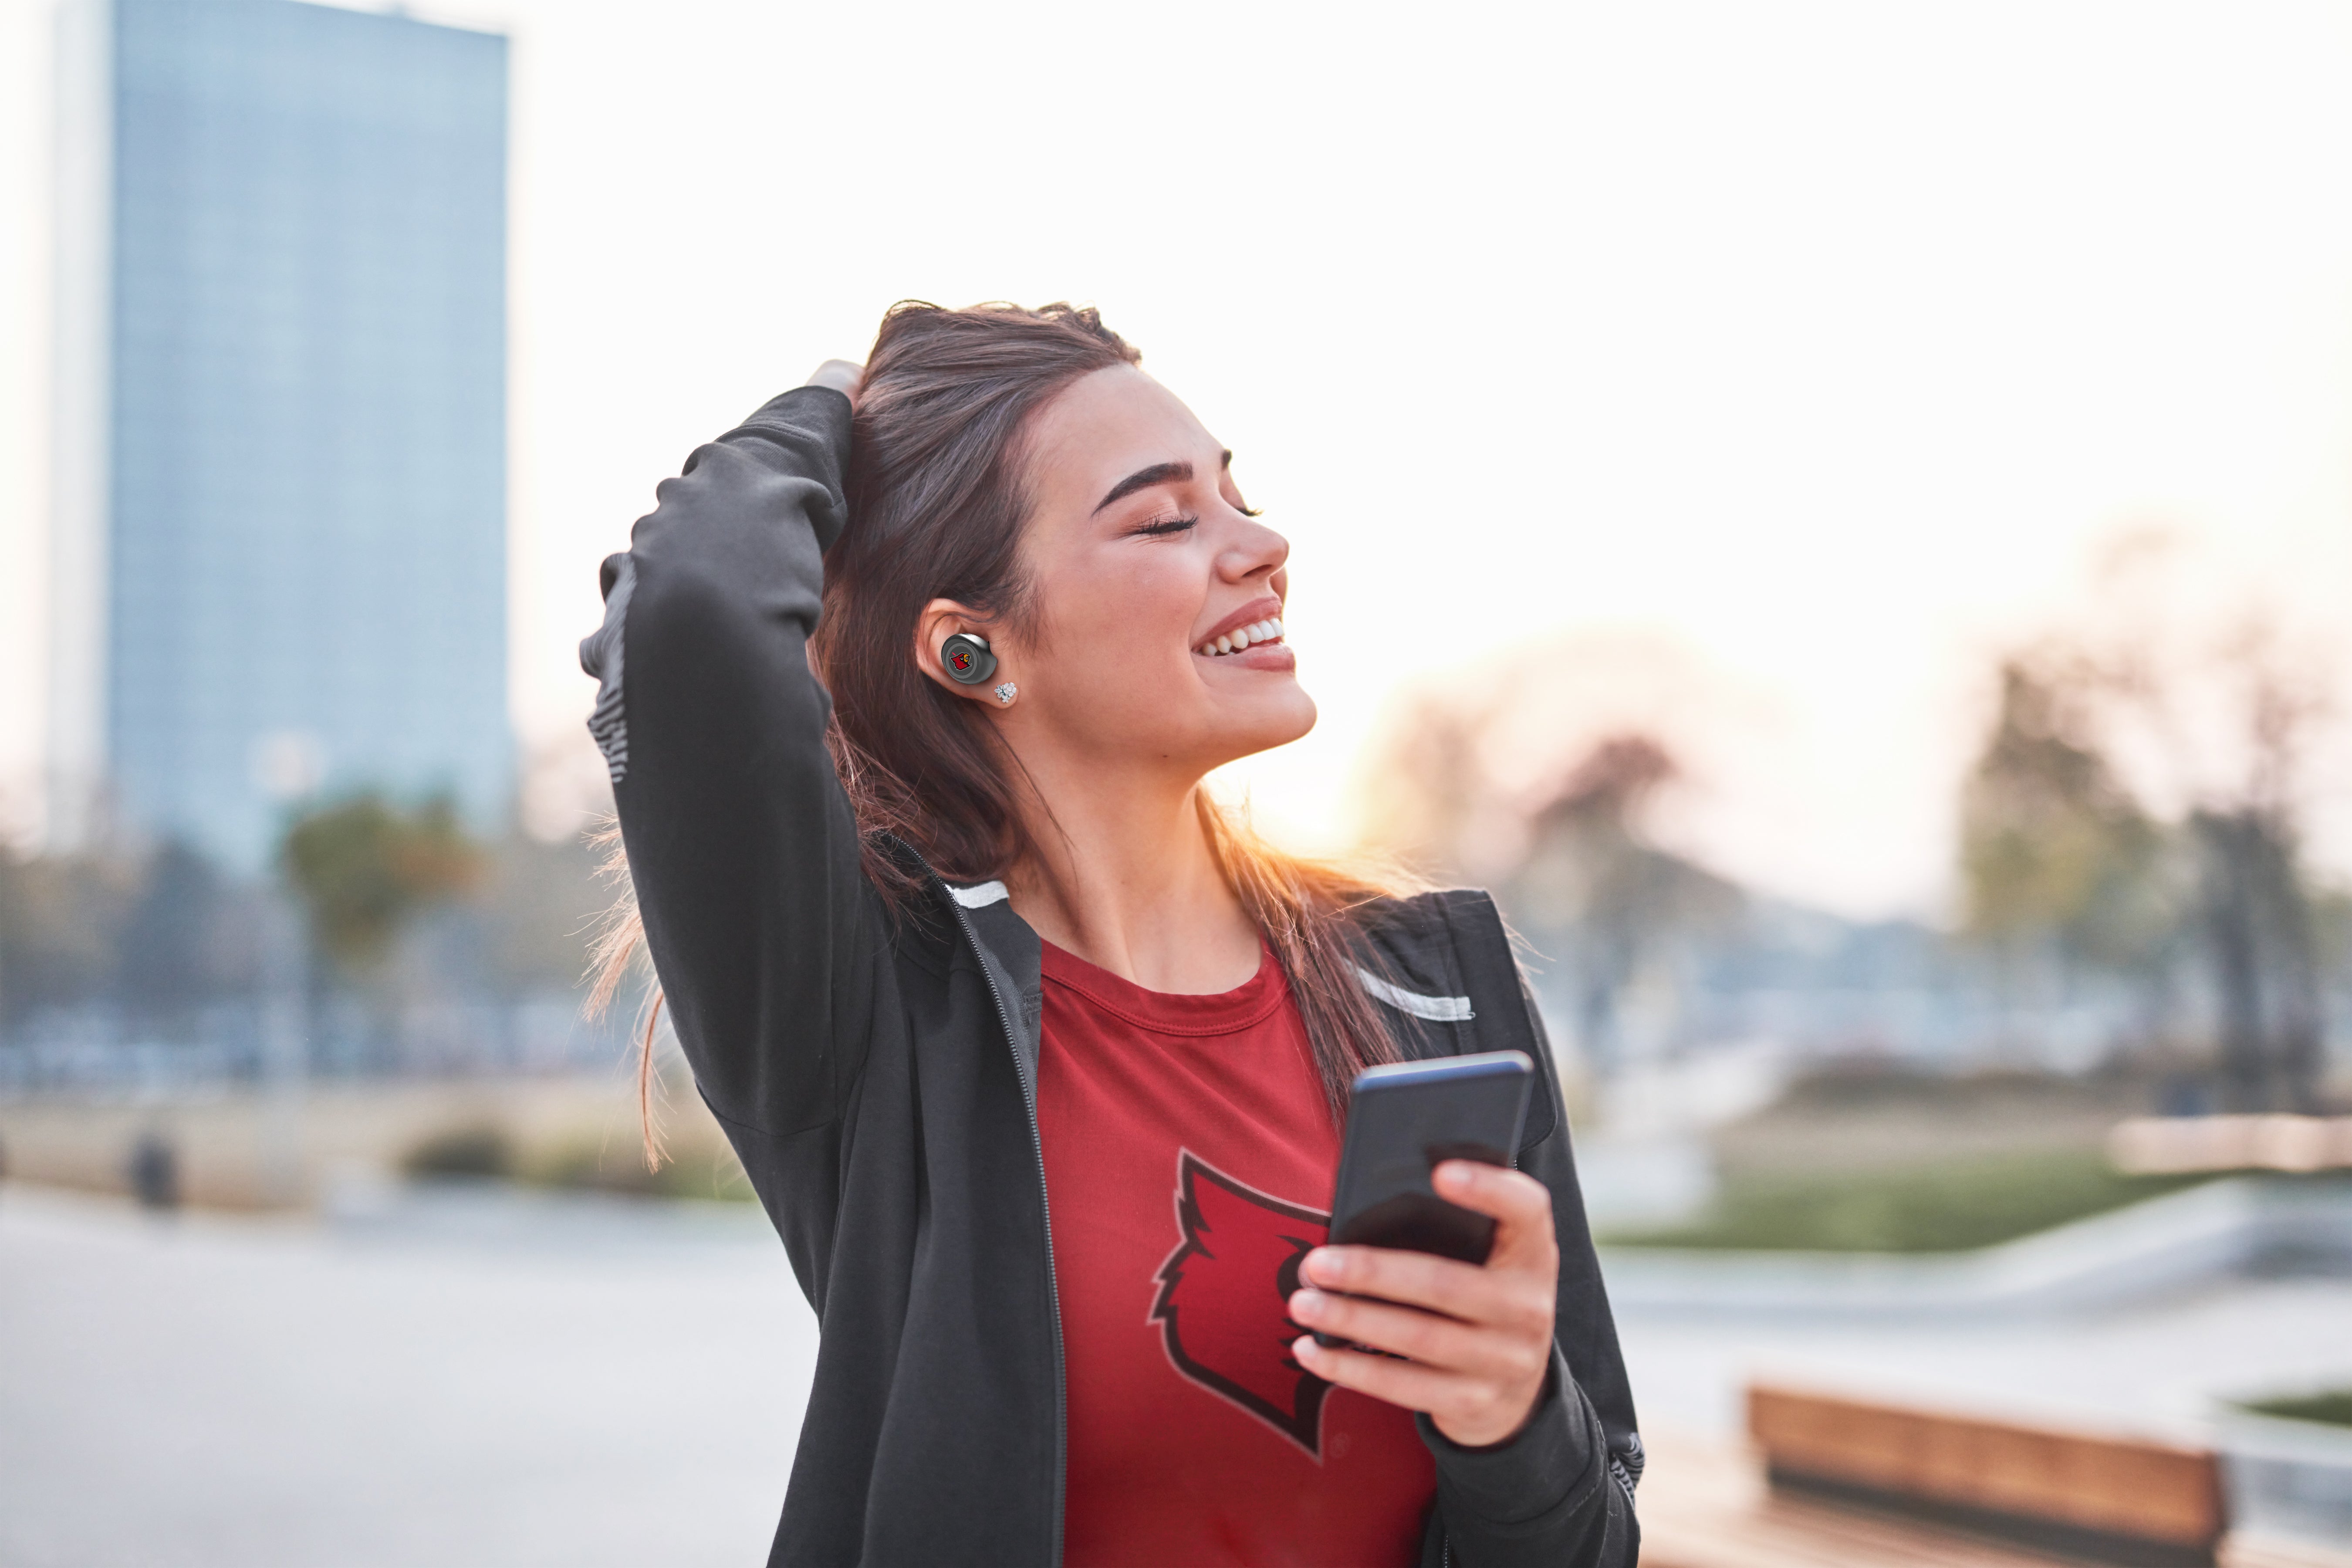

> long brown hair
[593,302,1411,1161]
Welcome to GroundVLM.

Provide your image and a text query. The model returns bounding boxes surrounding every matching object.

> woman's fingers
[1287,1287,1536,1384]
[803,359,865,402]
[1292,1161,1561,1446]
[1292,1334,1544,1447]
[1302,1245,1491,1318]
[1431,1161,1560,1271]
[1299,1239,1553,1339]
[1291,1335,1462,1413]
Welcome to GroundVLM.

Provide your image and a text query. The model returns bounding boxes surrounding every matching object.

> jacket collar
[925,869,1555,1150]
[948,883,1044,1092]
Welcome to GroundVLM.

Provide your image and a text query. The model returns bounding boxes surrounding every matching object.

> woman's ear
[914,599,1010,703]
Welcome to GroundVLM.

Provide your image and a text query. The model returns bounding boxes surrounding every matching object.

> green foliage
[0,849,140,1027]
[115,842,260,1015]
[393,1123,754,1200]
[2242,1391,2352,1430]
[1768,1060,2104,1114]
[1603,1147,2209,1254]
[524,1134,757,1202]
[400,1124,513,1178]
[1960,659,2176,970]
[280,795,485,978]
[475,834,606,991]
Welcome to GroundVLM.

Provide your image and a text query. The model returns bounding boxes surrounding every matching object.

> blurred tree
[113,841,262,1026]
[1352,686,1504,884]
[2176,645,2332,1111]
[1504,736,1743,1073]
[1963,588,2339,1109]
[1355,656,1747,1074]
[280,795,485,981]
[1960,656,2176,979]
[0,848,138,1032]
[475,832,605,994]
[2,802,606,1075]
[2190,808,2322,1110]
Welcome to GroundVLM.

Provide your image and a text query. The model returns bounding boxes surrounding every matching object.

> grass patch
[1601,1147,2210,1254]
[2241,1392,2352,1430]
[395,1123,758,1203]
[400,1124,513,1179]
[523,1134,757,1203]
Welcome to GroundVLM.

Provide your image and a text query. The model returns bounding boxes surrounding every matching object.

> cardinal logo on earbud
[1150,1150,1333,1456]
[940,632,996,685]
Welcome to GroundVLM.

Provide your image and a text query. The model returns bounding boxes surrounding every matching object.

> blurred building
[50,0,510,874]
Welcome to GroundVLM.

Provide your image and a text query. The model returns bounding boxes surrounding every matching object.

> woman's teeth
[1196,618,1285,657]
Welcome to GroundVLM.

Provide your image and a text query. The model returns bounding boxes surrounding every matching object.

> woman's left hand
[1288,1160,1559,1448]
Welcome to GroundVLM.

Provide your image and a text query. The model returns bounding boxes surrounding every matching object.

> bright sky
[4,0,2350,918]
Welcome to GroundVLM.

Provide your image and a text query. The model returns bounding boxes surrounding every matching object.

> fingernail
[1436,1161,1474,1189]
[1290,1288,1325,1320]
[1305,1247,1338,1283]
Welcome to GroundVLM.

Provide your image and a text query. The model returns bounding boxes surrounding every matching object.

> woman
[583,302,1641,1566]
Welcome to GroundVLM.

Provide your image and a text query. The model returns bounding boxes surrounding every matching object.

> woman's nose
[1221,514,1290,581]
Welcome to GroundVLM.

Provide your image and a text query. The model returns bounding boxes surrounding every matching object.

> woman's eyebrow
[1092,460,1192,515]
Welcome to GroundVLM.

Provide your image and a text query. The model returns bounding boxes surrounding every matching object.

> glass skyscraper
[51,0,509,873]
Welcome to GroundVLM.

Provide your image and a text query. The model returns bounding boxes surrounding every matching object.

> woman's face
[976,362,1315,779]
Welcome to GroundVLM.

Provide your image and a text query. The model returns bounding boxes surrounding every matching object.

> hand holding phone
[1311,1050,1533,1347]
[1288,1049,1559,1446]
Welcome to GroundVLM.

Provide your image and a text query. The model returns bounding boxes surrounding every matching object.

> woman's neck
[1000,762,1261,996]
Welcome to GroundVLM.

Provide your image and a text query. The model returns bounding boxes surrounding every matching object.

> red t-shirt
[1036,939,1436,1568]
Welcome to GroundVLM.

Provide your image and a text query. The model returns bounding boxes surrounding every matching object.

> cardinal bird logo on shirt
[1149,1150,1334,1456]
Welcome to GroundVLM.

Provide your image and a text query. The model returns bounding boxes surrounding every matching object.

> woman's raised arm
[580,375,883,1142]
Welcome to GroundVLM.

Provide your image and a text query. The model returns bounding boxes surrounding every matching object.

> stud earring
[993,682,1018,707]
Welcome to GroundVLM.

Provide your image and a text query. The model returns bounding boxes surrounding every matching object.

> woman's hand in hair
[804,358,865,406]
[1288,1162,1559,1449]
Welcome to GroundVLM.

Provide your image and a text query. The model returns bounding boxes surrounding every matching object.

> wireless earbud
[939,632,997,686]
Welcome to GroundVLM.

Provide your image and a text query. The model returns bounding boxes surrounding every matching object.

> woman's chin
[1216,684,1317,758]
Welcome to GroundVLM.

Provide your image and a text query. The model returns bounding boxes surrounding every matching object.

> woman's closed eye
[1128,512,1199,539]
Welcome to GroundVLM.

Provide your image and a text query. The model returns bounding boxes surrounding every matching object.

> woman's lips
[1202,640,1295,672]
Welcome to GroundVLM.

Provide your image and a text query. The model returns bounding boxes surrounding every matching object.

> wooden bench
[1639,1421,2351,1568]
[1746,1384,2224,1565]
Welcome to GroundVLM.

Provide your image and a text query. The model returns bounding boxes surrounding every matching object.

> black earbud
[939,632,998,686]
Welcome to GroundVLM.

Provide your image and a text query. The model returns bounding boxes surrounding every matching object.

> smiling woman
[580,301,1639,1567]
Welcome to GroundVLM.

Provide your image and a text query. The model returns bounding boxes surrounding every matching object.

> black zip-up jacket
[581,385,1643,1566]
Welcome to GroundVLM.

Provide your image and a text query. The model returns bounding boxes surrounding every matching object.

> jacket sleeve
[1419,935,1641,1568]
[1419,1348,1636,1568]
[579,385,885,1141]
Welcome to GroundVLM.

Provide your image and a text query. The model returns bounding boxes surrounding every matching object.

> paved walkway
[1619,1274,2352,1446]
[0,1185,813,1568]
[7,1181,2350,1565]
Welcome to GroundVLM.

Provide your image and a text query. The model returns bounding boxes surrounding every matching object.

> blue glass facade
[103,0,507,871]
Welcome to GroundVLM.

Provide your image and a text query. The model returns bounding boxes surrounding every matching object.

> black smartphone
[1312,1050,1535,1348]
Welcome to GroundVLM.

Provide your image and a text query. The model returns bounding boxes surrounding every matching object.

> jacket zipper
[939,883,1068,1568]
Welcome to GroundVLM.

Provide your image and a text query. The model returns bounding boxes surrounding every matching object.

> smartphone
[1313,1050,1534,1348]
